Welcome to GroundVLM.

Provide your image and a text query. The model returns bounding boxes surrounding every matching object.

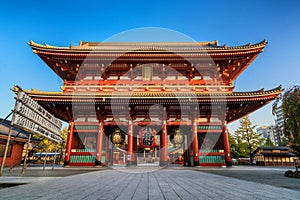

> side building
[0,118,39,167]
[257,126,268,138]
[254,146,295,166]
[274,105,285,141]
[257,105,286,146]
[257,125,282,146]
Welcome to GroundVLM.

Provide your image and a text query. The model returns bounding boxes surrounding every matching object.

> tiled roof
[0,118,40,142]
[17,85,281,100]
[29,40,267,53]
[12,85,281,123]
[261,146,290,150]
[261,152,295,157]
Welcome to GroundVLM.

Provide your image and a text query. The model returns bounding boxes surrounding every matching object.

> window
[0,143,13,157]
[142,65,152,81]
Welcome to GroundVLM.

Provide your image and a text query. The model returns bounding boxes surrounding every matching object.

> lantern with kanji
[139,127,156,148]
[111,128,125,148]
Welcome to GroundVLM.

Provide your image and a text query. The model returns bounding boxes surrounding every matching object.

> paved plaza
[1,166,300,199]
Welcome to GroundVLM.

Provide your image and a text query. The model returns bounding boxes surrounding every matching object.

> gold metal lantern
[111,128,125,148]
[170,128,185,147]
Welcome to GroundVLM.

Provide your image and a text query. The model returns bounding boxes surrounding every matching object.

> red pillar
[192,119,199,166]
[64,121,74,166]
[115,153,119,163]
[186,133,192,166]
[183,144,187,166]
[110,144,114,166]
[95,121,104,166]
[133,132,137,162]
[105,133,109,165]
[160,120,168,166]
[127,120,137,166]
[222,121,232,166]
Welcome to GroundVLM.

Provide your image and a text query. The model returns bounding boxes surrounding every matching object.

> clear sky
[0,0,299,132]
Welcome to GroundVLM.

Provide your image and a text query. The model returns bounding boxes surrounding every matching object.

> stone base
[159,161,168,166]
[63,161,70,166]
[184,161,191,167]
[95,160,102,166]
[127,161,137,166]
[194,161,200,166]
[226,161,233,167]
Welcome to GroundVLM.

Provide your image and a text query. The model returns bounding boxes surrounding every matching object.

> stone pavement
[1,167,300,200]
[194,165,300,191]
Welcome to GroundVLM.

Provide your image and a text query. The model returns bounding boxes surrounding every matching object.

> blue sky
[0,0,299,132]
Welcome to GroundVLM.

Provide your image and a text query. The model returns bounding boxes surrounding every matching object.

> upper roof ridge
[28,40,267,51]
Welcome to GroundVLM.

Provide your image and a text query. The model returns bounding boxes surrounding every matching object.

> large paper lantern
[139,127,156,148]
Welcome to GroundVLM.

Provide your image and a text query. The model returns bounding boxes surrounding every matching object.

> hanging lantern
[139,127,156,148]
[111,128,125,148]
[170,128,184,147]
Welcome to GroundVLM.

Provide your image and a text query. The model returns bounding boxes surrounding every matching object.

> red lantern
[139,127,156,148]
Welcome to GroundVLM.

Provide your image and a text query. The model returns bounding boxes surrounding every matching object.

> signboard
[13,113,61,142]
[15,91,62,132]
[139,127,156,148]
[12,90,62,143]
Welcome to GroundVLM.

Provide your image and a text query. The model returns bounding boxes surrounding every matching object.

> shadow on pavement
[195,166,300,191]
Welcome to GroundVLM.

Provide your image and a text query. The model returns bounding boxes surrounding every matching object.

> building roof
[23,40,280,124]
[29,40,267,53]
[253,146,294,155]
[261,152,295,157]
[28,40,267,84]
[0,118,40,143]
[13,85,281,123]
[260,146,291,151]
[17,85,281,100]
